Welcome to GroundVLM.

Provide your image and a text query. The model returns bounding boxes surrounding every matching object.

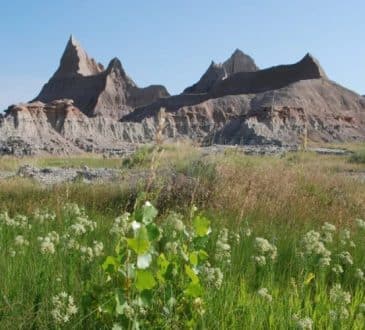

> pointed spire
[53,35,104,78]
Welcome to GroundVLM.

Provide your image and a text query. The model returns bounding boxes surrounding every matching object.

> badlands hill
[0,36,364,155]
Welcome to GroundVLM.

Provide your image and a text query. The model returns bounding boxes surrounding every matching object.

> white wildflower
[38,231,60,255]
[62,203,83,217]
[321,222,336,242]
[338,251,353,265]
[121,302,135,320]
[322,222,336,232]
[216,228,231,264]
[110,212,130,236]
[0,212,31,229]
[330,284,351,305]
[253,255,267,266]
[318,257,331,267]
[329,283,351,320]
[70,215,96,236]
[254,237,277,263]
[201,264,224,289]
[301,230,331,266]
[79,241,104,262]
[9,248,16,257]
[14,235,29,247]
[257,288,272,302]
[165,242,178,255]
[332,264,344,275]
[296,316,313,330]
[193,297,205,315]
[39,238,55,255]
[33,208,56,224]
[51,292,78,324]
[356,218,365,230]
[340,229,351,245]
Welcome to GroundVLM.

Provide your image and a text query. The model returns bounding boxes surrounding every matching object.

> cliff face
[35,36,169,119]
[0,100,157,155]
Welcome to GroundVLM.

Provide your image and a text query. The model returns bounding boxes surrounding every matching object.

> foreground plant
[84,202,221,328]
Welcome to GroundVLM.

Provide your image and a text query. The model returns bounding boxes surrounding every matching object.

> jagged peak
[298,53,327,79]
[223,49,259,74]
[105,57,137,87]
[53,35,104,78]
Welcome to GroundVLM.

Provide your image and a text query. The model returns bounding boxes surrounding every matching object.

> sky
[1,0,364,110]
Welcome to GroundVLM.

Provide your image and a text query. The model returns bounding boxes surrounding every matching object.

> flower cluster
[329,283,351,321]
[292,314,313,330]
[38,231,60,255]
[79,241,104,263]
[14,235,29,247]
[0,212,31,229]
[33,208,56,224]
[215,228,231,264]
[253,237,277,266]
[321,222,336,243]
[301,230,331,267]
[355,218,365,230]
[110,212,130,236]
[201,263,224,289]
[257,288,272,302]
[339,229,355,247]
[69,214,97,236]
[51,292,78,324]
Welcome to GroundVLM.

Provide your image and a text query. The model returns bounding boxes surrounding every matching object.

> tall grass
[0,146,364,328]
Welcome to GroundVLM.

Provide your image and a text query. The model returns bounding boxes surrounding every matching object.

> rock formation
[123,54,365,146]
[35,36,169,119]
[183,49,258,94]
[1,36,364,155]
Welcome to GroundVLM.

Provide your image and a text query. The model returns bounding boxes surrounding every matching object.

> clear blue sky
[1,0,364,110]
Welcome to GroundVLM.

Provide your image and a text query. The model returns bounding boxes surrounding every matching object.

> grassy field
[0,143,365,329]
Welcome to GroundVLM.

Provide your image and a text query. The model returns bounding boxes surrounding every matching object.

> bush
[122,146,155,168]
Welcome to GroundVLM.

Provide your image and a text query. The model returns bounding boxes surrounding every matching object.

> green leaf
[184,282,204,298]
[198,250,209,261]
[127,227,150,255]
[142,202,158,224]
[146,223,160,241]
[135,270,157,291]
[189,252,198,266]
[115,291,125,315]
[185,265,199,284]
[193,215,211,237]
[102,256,120,273]
[157,253,170,273]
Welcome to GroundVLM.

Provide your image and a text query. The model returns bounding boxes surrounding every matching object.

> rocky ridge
[0,36,364,155]
[183,49,259,94]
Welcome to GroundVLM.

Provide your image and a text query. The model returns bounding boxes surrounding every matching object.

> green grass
[0,145,365,328]
[349,150,365,164]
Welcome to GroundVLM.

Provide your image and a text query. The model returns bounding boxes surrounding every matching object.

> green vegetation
[0,143,364,329]
[349,149,365,164]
